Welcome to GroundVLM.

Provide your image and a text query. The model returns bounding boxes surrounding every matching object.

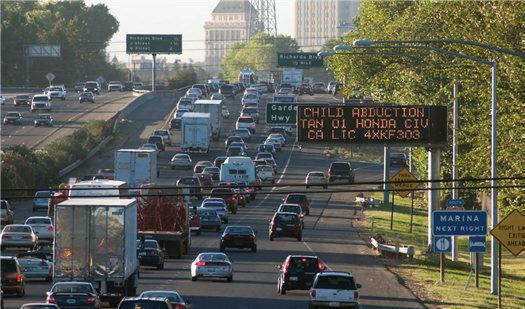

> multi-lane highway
[2,91,424,309]
[1,90,134,149]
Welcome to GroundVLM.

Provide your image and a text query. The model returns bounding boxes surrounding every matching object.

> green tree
[327,1,524,212]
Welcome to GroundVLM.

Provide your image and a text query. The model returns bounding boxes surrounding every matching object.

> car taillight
[318,262,323,270]
[297,217,301,225]
[252,123,255,127]
[328,168,331,174]
[306,177,311,180]
[321,177,326,181]
[216,216,221,221]
[2,235,11,239]
[86,296,96,304]
[151,249,159,255]
[16,274,22,282]
[39,261,48,266]
[22,236,32,239]
[49,226,53,231]
[283,260,290,274]
[354,291,359,299]
[195,261,206,266]
[223,235,230,240]
[247,235,255,240]
[173,304,186,309]
[231,197,235,200]
[34,197,37,201]
[311,290,316,297]
[300,213,304,217]
[47,295,57,304]
[239,196,244,200]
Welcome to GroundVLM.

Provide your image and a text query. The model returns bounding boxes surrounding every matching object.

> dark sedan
[137,239,165,270]
[79,92,95,103]
[220,226,257,253]
[46,282,101,309]
[202,166,221,181]
[14,94,32,106]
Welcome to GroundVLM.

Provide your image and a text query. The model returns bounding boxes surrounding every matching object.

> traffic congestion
[1,80,421,309]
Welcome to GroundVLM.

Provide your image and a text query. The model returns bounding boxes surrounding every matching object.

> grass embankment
[362,193,525,309]
[326,146,408,163]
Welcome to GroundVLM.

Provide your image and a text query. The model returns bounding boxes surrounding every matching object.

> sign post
[45,72,55,86]
[446,199,464,262]
[490,209,525,307]
[434,236,452,282]
[388,168,421,231]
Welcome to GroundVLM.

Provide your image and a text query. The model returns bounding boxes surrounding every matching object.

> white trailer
[53,199,139,307]
[193,100,222,141]
[115,149,158,188]
[180,112,211,154]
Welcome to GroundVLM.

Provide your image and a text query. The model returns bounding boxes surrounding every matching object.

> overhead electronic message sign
[297,105,448,146]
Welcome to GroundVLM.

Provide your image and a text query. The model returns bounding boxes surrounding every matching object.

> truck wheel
[269,234,274,241]
[232,208,237,214]
[196,230,201,236]
[272,180,275,184]
[227,275,233,282]
[191,276,197,282]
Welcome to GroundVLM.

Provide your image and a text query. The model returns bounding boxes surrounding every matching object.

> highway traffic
[2,89,423,309]
[1,90,133,149]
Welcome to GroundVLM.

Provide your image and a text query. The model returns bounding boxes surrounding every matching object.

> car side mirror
[230,260,234,263]
[268,219,271,222]
[356,283,362,288]
[308,199,312,203]
[185,301,191,305]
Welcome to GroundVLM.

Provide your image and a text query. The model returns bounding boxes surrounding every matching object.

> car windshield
[257,166,273,172]
[197,208,217,216]
[33,96,48,102]
[26,218,51,225]
[136,240,157,249]
[203,167,219,173]
[118,301,169,309]
[6,112,20,117]
[154,130,168,136]
[198,253,226,261]
[245,94,257,99]
[237,117,253,123]
[222,106,228,110]
[274,214,297,223]
[202,202,225,209]
[225,227,253,234]
[309,172,325,177]
[16,95,30,99]
[39,115,51,119]
[280,206,301,214]
[211,190,233,198]
[243,109,257,114]
[288,257,320,270]
[52,284,94,293]
[49,87,62,91]
[315,275,357,289]
[174,154,188,159]
[179,178,198,185]
[140,292,181,303]
[286,195,307,203]
[260,145,273,150]
[4,226,31,233]
[331,164,350,171]
[391,153,406,158]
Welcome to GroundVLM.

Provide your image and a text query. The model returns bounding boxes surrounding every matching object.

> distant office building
[295,0,360,51]
[204,0,258,76]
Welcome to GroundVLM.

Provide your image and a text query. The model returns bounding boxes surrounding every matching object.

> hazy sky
[86,0,295,64]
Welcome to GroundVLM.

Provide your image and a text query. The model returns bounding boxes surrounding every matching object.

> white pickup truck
[257,165,275,184]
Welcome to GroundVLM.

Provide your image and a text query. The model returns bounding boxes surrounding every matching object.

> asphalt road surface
[2,91,423,309]
[1,90,133,149]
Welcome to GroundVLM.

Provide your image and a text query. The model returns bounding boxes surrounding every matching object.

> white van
[220,157,257,199]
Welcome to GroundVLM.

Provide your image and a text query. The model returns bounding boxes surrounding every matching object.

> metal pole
[390,190,395,230]
[371,217,375,238]
[440,252,445,282]
[383,147,390,204]
[26,57,30,88]
[491,61,498,295]
[410,191,414,233]
[152,53,157,91]
[475,252,479,288]
[452,81,459,262]
[427,148,441,253]
[498,243,501,308]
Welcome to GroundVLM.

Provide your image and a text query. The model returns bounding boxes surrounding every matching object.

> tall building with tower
[204,0,258,76]
[295,0,360,51]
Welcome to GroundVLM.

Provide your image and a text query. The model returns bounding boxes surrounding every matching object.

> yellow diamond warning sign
[389,167,421,198]
[490,209,525,256]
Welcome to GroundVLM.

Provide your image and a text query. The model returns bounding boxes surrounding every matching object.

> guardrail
[371,237,415,262]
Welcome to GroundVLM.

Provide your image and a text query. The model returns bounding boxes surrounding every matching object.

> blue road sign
[433,210,488,236]
[447,199,464,207]
[435,236,452,253]
[469,236,487,253]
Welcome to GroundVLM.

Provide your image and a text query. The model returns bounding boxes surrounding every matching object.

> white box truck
[115,149,158,188]
[180,112,211,154]
[53,199,139,307]
[193,100,222,141]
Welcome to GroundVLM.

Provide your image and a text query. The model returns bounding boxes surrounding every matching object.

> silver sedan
[306,171,328,189]
[171,153,193,170]
[17,257,53,281]
[0,224,38,250]
[191,252,234,282]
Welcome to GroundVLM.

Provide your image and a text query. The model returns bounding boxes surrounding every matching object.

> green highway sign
[277,53,324,68]
[266,103,297,124]
[126,34,182,54]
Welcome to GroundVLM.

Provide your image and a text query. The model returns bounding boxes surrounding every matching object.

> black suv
[269,212,302,241]
[1,256,26,297]
[147,135,165,151]
[117,296,173,309]
[122,81,134,91]
[83,81,100,95]
[328,161,355,183]
[275,255,326,295]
